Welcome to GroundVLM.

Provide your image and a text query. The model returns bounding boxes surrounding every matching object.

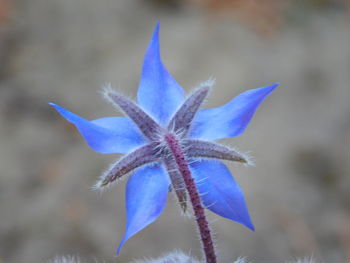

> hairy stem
[163,157,188,212]
[164,133,217,263]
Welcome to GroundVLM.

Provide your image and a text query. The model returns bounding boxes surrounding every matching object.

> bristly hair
[100,82,114,100]
[92,159,129,192]
[197,77,216,91]
[231,148,255,167]
[100,83,121,109]
[194,77,215,104]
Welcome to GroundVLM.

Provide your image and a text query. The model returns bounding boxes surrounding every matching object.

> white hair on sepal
[197,76,216,90]
[196,77,215,98]
[91,158,136,193]
[100,83,123,109]
[167,117,176,133]
[191,76,216,106]
[99,83,121,111]
[244,151,255,167]
[90,178,113,194]
[91,178,114,195]
[173,126,188,140]
[232,147,255,167]
[220,143,255,167]
[91,159,120,193]
[181,208,193,218]
[180,140,191,152]
[100,82,159,122]
[99,82,115,102]
[172,195,191,218]
[153,143,171,159]
[186,157,201,166]
[99,83,135,111]
[168,76,216,121]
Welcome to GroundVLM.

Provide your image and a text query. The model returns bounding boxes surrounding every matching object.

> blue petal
[137,22,185,124]
[49,103,146,154]
[190,159,254,231]
[190,84,279,141]
[117,164,170,254]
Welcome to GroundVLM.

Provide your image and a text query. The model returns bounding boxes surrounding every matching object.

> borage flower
[50,23,278,262]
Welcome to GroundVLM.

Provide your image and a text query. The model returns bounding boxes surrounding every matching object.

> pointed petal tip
[232,212,255,231]
[116,240,125,256]
[260,82,279,93]
[191,82,279,140]
[155,21,160,31]
[48,102,59,108]
[246,220,255,231]
[151,21,160,44]
[227,212,255,231]
[49,102,146,154]
[138,22,185,123]
[190,160,255,232]
[48,103,77,123]
[115,165,169,257]
[48,102,66,115]
[49,103,69,114]
[265,83,280,93]
[230,210,255,232]
[239,209,255,231]
[270,82,280,89]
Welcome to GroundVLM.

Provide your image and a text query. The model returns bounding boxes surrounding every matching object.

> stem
[164,133,217,263]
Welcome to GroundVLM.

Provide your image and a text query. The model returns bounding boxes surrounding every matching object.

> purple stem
[164,133,217,263]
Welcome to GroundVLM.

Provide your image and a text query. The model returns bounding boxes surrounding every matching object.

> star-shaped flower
[50,23,278,254]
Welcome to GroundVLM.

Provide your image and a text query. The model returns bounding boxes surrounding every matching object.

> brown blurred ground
[0,0,350,262]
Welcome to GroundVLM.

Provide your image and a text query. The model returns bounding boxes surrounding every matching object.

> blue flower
[50,23,278,254]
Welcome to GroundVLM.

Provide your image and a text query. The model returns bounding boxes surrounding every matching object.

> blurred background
[1,0,350,262]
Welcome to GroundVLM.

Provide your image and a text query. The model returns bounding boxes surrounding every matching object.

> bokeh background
[1,0,350,262]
